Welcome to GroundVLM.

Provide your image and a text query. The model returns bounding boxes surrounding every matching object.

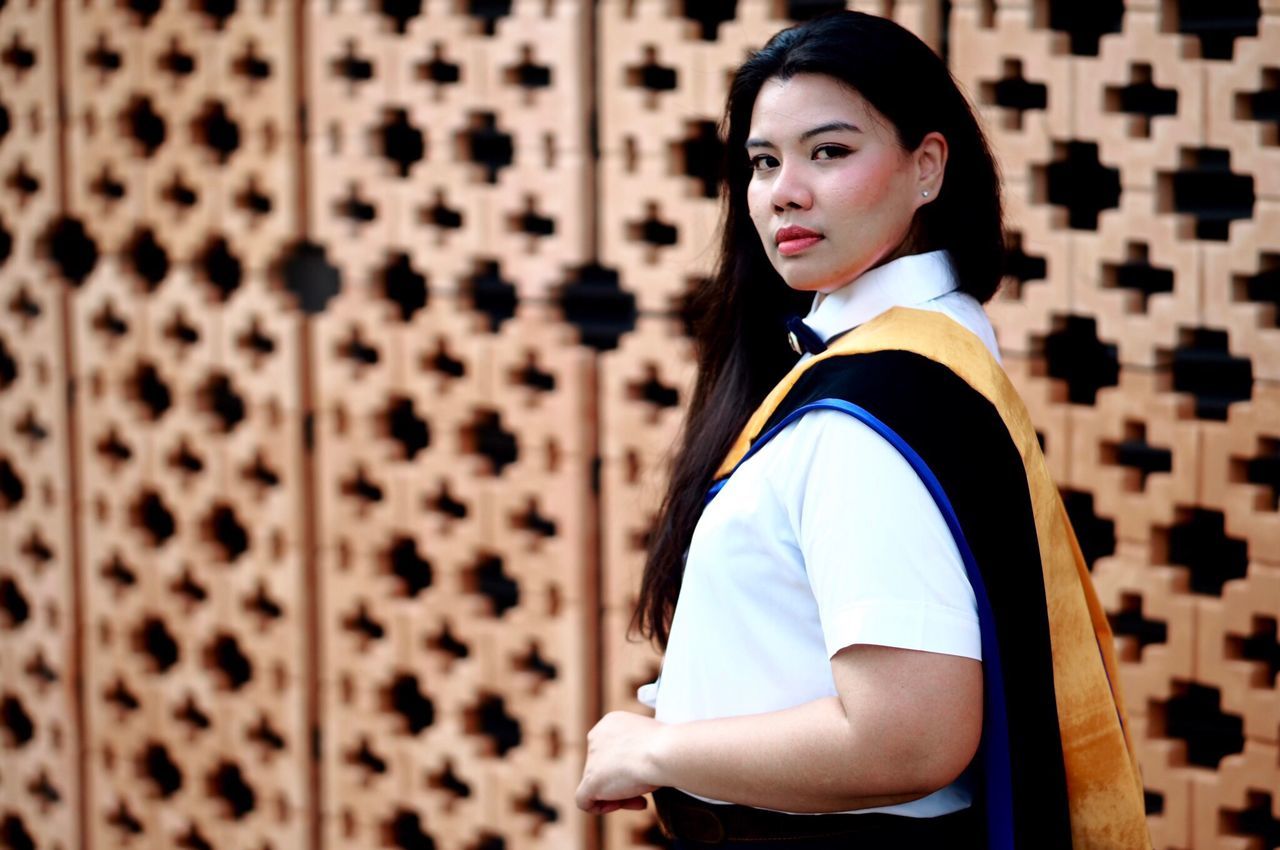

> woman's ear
[915,131,948,199]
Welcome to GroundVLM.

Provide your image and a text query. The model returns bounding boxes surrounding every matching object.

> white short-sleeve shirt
[637,250,1002,818]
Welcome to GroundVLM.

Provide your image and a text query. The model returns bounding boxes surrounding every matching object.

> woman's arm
[643,643,982,813]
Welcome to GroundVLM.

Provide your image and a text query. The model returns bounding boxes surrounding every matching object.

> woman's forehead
[748,74,879,138]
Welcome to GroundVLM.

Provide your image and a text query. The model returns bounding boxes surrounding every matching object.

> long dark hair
[631,11,1007,651]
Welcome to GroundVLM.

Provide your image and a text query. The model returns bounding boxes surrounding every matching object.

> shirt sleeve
[774,409,982,661]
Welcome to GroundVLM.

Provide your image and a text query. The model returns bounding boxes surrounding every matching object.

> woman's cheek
[746,185,770,234]
[827,164,896,212]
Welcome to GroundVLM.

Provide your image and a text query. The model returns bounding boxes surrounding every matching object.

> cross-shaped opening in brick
[1104,62,1178,139]
[981,58,1048,132]
[1101,241,1174,314]
[1101,419,1173,493]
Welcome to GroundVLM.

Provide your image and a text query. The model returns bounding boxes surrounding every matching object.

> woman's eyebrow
[744,120,863,149]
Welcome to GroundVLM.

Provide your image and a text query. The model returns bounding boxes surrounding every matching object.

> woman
[576,11,1148,849]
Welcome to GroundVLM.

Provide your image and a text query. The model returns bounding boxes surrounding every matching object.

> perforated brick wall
[0,1,1276,848]
[952,4,1279,846]
[0,4,79,848]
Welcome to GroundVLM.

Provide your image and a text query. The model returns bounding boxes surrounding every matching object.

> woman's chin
[780,274,839,295]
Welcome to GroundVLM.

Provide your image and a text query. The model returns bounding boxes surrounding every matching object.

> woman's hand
[575,711,665,815]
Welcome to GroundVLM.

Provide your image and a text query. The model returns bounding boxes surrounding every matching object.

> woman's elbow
[831,646,984,800]
[905,699,983,794]
[917,728,981,793]
[883,673,984,796]
[830,702,981,807]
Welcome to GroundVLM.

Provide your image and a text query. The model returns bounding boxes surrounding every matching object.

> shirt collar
[802,250,959,344]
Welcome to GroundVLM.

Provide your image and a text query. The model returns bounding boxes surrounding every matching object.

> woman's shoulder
[763,405,910,475]
[912,292,1003,363]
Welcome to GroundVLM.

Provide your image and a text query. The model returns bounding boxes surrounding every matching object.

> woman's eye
[749,146,846,171]
[814,145,849,160]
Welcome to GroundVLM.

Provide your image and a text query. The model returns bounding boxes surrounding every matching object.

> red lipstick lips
[775,225,823,256]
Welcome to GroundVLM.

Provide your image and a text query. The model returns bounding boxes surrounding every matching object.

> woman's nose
[771,163,813,211]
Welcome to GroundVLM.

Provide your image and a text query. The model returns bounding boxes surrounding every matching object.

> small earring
[921,190,930,197]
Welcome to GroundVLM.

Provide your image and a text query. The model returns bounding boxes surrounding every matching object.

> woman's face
[745,73,945,294]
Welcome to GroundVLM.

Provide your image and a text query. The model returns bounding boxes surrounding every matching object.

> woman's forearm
[641,695,936,813]
[628,648,982,814]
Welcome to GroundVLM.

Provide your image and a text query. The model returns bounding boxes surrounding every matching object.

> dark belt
[652,786,979,845]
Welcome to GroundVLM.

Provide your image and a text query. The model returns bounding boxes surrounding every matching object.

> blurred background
[0,1,1277,848]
